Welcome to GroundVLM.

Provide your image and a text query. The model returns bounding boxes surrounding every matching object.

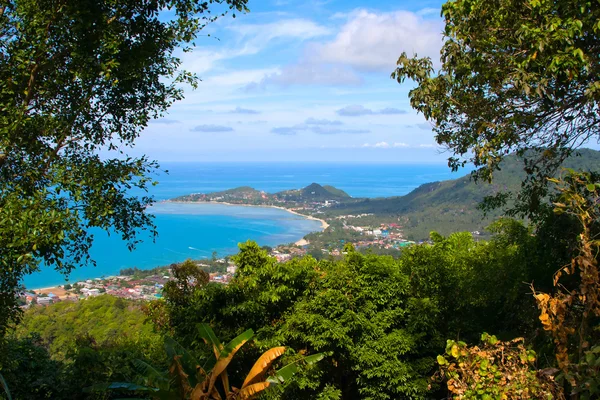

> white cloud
[310,9,443,72]
[243,9,443,89]
[181,19,330,77]
[245,63,362,90]
[228,19,331,42]
[203,68,281,87]
[419,144,436,148]
[363,141,391,148]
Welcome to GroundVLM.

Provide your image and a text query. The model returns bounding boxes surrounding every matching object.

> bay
[24,162,471,288]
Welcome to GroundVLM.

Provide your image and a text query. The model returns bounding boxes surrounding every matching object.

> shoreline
[28,201,328,291]
[164,200,330,231]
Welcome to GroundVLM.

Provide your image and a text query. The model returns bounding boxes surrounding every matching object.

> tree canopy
[0,0,248,335]
[392,0,600,205]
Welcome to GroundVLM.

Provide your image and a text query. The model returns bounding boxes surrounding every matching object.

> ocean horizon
[23,162,472,289]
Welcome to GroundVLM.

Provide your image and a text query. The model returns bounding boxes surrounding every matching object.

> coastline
[164,200,330,231]
[28,201,327,291]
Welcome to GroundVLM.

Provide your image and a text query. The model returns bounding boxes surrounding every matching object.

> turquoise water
[23,162,471,288]
[25,203,322,288]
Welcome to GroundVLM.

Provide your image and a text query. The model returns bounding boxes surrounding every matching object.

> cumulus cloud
[243,9,443,90]
[311,9,443,72]
[190,125,234,132]
[336,105,408,116]
[150,118,180,124]
[230,106,260,114]
[419,144,436,148]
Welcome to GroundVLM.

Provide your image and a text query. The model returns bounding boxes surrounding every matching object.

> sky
[134,0,449,163]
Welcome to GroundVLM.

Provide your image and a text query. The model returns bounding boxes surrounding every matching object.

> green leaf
[197,323,223,358]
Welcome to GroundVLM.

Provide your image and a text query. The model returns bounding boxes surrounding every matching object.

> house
[37,297,53,305]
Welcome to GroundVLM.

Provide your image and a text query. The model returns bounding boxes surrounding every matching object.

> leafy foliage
[437,333,562,399]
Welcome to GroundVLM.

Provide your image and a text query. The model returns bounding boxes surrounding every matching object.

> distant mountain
[325,148,600,240]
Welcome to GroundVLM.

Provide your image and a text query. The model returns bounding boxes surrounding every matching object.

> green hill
[172,183,350,204]
[325,149,600,240]
[276,183,351,201]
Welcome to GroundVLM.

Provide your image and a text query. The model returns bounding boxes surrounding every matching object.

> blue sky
[135,0,449,162]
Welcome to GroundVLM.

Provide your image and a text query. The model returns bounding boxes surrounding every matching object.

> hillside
[172,182,351,204]
[324,148,600,239]
[276,182,351,201]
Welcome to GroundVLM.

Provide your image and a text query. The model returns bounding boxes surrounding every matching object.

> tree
[392,0,600,213]
[164,259,210,307]
[0,0,248,335]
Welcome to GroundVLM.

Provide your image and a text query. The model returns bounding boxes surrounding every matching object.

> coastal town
[21,211,416,308]
[20,260,239,306]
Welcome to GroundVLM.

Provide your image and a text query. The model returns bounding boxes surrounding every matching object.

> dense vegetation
[1,296,163,399]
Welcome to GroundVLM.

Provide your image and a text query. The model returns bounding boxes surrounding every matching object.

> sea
[24,162,472,288]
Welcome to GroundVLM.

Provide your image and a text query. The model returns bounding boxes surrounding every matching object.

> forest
[1,0,599,398]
